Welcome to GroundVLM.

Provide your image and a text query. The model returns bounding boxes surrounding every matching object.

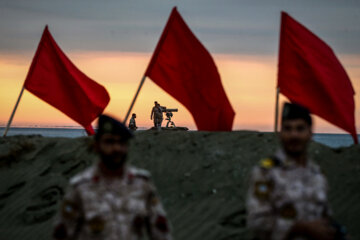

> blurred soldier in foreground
[247,102,341,240]
[53,115,172,240]
[129,113,137,131]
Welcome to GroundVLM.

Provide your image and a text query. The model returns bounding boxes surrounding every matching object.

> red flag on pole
[24,26,110,135]
[145,7,235,131]
[278,12,358,144]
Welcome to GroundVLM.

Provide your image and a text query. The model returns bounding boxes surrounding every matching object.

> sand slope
[0,131,359,240]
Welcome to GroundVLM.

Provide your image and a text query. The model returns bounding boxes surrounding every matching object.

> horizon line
[0,125,358,135]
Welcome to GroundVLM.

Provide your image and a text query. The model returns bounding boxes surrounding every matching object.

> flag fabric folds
[24,26,110,135]
[145,7,235,131]
[278,12,358,143]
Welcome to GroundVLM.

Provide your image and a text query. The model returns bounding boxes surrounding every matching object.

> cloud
[0,0,359,55]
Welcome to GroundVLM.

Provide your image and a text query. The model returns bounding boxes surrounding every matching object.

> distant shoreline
[0,126,358,135]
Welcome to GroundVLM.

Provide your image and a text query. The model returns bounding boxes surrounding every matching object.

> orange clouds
[0,51,359,133]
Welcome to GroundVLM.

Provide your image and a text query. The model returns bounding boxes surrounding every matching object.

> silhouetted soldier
[129,113,137,130]
[155,103,164,129]
[247,102,338,240]
[150,101,159,127]
[53,114,172,240]
[151,102,164,129]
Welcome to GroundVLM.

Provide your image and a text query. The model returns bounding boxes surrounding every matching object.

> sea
[0,127,359,148]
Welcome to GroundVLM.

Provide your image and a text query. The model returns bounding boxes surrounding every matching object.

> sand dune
[0,131,359,240]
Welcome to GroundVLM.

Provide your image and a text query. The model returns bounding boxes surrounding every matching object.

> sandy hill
[0,131,359,240]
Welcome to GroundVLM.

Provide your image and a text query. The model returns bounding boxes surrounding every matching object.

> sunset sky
[0,0,359,133]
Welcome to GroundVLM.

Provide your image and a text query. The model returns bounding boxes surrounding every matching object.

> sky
[0,0,359,133]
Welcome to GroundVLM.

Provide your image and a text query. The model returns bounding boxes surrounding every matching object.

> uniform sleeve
[246,166,276,239]
[53,185,84,240]
[146,182,173,240]
[318,171,333,218]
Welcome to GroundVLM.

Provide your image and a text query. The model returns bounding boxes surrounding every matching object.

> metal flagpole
[123,75,147,125]
[274,87,280,133]
[3,86,25,137]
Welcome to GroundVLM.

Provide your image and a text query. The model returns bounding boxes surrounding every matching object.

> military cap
[282,102,312,126]
[95,114,133,140]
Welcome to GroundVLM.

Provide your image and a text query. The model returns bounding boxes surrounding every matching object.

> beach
[0,131,359,240]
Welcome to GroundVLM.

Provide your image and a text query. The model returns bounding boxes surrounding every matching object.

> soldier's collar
[96,161,128,179]
[275,149,312,169]
[274,149,288,166]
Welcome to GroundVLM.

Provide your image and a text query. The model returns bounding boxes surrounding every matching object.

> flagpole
[3,86,25,137]
[123,75,147,124]
[274,87,280,133]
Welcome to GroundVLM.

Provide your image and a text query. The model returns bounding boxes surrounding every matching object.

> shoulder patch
[259,158,275,169]
[259,157,281,169]
[254,180,273,200]
[61,200,80,219]
[69,166,96,186]
[129,167,151,181]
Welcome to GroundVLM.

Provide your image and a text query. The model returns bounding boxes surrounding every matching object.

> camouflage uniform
[54,164,172,240]
[246,149,331,240]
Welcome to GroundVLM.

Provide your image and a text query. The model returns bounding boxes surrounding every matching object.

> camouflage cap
[95,114,133,140]
[282,102,312,126]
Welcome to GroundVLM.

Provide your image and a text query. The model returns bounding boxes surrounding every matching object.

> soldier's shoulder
[69,166,96,186]
[128,166,152,181]
[308,160,325,175]
[257,156,283,170]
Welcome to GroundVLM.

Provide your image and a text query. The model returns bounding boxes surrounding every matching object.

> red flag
[24,26,110,135]
[145,7,235,131]
[278,12,358,144]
